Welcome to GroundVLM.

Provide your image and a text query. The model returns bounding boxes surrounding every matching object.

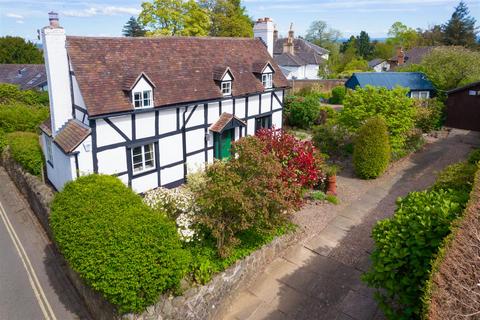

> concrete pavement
[0,167,91,320]
[219,129,480,320]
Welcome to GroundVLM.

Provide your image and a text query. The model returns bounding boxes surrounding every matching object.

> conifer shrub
[353,117,391,179]
[6,131,44,176]
[50,175,190,314]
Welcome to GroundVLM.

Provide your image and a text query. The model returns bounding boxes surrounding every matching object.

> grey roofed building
[0,64,47,91]
[389,47,435,70]
[368,58,385,69]
[273,37,328,67]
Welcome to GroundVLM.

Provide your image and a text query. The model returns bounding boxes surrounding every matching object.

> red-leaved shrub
[256,128,325,188]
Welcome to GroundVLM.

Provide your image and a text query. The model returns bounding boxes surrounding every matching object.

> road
[0,167,91,320]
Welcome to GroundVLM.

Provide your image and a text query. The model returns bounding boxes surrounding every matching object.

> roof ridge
[66,35,258,41]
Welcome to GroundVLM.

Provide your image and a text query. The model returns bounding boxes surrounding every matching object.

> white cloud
[62,6,140,18]
[6,13,23,19]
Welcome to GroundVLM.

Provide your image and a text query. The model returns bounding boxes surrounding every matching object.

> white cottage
[39,13,289,193]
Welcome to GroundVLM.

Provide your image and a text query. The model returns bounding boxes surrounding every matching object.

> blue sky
[1,0,479,42]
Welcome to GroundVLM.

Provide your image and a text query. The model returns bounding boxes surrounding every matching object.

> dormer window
[262,73,273,89]
[133,90,152,108]
[222,81,232,96]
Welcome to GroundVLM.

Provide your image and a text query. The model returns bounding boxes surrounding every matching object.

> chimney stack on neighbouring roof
[273,27,278,43]
[397,47,405,66]
[42,12,72,135]
[283,23,295,55]
[253,17,275,57]
[48,11,60,28]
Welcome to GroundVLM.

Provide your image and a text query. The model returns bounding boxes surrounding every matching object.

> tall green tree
[340,35,355,54]
[122,16,147,37]
[139,0,210,36]
[355,31,374,59]
[387,21,420,49]
[0,36,43,64]
[418,25,444,46]
[305,20,342,51]
[443,1,478,47]
[204,0,253,37]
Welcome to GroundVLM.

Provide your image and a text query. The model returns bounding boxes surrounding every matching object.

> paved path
[0,167,91,320]
[219,129,480,320]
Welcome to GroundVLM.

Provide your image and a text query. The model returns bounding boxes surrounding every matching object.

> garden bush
[0,103,49,133]
[195,137,299,257]
[312,121,352,158]
[0,129,6,153]
[353,117,390,179]
[467,149,480,164]
[339,86,415,157]
[329,86,346,104]
[413,98,444,133]
[284,95,321,129]
[363,158,477,319]
[0,83,49,105]
[50,175,190,314]
[256,128,325,189]
[6,132,44,176]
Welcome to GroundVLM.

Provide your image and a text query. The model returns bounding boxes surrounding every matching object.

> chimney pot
[397,47,405,66]
[48,11,59,28]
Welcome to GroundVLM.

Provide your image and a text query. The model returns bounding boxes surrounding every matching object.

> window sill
[132,167,157,179]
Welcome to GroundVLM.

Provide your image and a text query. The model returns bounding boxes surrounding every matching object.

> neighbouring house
[345,72,436,98]
[388,46,434,70]
[253,18,329,80]
[0,64,48,91]
[38,12,288,192]
[445,81,480,131]
[368,58,390,72]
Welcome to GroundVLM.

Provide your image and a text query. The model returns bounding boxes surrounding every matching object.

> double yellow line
[0,201,57,320]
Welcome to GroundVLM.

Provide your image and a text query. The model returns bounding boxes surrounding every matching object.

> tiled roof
[66,36,289,117]
[273,38,328,67]
[368,58,385,68]
[389,47,435,68]
[345,72,436,92]
[0,64,47,90]
[209,112,246,133]
[40,119,91,154]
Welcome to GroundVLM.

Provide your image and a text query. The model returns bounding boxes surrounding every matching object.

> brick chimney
[397,47,405,66]
[283,23,295,55]
[273,27,278,43]
[41,12,73,136]
[253,17,275,56]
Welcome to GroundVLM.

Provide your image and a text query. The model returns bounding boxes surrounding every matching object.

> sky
[0,0,479,42]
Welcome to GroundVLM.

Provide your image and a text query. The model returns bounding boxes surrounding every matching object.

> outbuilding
[345,72,436,99]
[445,81,480,131]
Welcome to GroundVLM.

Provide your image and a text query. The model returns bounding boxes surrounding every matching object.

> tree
[122,16,146,37]
[400,46,480,91]
[355,31,374,59]
[373,42,395,60]
[305,20,342,50]
[443,1,478,47]
[387,21,420,49]
[139,0,210,36]
[0,36,43,64]
[418,25,444,46]
[205,0,253,37]
[340,35,355,54]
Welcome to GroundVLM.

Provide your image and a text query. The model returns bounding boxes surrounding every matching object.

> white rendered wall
[71,74,87,109]
[253,20,275,56]
[159,134,183,166]
[96,118,127,147]
[235,98,246,118]
[132,172,157,193]
[74,136,93,176]
[160,164,184,185]
[158,108,177,134]
[43,133,74,190]
[305,65,320,80]
[41,26,72,135]
[272,110,283,128]
[111,115,132,140]
[248,95,260,117]
[97,146,127,175]
[135,112,155,139]
[222,100,234,114]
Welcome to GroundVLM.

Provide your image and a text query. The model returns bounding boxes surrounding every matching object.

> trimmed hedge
[0,103,49,133]
[353,117,390,179]
[363,160,477,319]
[284,95,321,129]
[6,132,44,176]
[50,175,191,314]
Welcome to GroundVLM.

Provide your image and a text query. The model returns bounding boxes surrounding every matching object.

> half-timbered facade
[39,13,288,193]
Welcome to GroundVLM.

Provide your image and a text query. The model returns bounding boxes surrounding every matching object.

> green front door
[214,129,234,160]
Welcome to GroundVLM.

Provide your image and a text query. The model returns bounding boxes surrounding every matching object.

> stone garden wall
[1,150,303,320]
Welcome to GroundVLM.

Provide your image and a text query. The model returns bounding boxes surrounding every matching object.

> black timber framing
[90,119,98,173]
[104,118,131,142]
[125,146,132,187]
[204,103,208,163]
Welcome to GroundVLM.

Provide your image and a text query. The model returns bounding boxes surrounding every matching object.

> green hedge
[329,86,346,104]
[0,129,6,153]
[6,132,44,176]
[284,95,320,129]
[353,117,391,179]
[0,83,49,105]
[363,160,476,319]
[0,103,49,133]
[50,175,191,314]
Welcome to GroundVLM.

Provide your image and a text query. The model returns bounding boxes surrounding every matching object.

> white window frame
[133,90,152,109]
[131,143,155,174]
[262,73,273,89]
[411,91,430,99]
[221,81,232,96]
[45,136,53,165]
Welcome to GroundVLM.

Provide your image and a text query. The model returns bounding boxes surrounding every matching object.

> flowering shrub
[143,187,198,242]
[256,128,325,188]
